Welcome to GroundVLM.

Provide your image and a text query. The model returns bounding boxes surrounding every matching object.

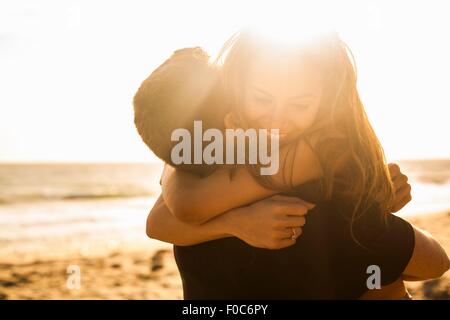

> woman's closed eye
[291,103,309,110]
[254,95,272,106]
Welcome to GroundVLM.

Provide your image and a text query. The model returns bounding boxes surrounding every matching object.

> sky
[1,0,449,163]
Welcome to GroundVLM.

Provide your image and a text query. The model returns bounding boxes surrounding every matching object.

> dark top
[173,178,415,299]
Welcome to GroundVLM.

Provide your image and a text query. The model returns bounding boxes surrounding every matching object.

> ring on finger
[291,227,297,240]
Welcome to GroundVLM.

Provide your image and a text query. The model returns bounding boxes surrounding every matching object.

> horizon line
[1,157,450,165]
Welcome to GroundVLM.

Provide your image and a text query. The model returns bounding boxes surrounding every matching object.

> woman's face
[242,55,323,138]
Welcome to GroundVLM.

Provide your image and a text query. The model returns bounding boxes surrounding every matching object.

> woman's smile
[242,55,323,135]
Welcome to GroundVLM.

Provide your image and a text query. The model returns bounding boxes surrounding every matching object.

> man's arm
[402,225,450,280]
[378,164,449,280]
[147,194,312,249]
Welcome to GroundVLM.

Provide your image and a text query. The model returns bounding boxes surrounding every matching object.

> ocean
[0,163,165,262]
[0,160,449,262]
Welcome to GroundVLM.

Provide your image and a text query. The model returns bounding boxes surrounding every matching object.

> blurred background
[0,0,449,299]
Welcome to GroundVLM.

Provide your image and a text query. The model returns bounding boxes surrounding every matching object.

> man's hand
[388,163,412,213]
[223,195,315,250]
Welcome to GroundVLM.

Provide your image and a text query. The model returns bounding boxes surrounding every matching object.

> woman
[147,29,450,299]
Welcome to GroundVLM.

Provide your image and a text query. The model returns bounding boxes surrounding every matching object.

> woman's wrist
[214,208,241,238]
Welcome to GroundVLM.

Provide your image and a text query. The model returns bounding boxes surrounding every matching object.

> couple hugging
[134,29,450,299]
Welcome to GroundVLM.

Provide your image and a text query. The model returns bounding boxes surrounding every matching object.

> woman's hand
[388,163,412,213]
[223,195,315,250]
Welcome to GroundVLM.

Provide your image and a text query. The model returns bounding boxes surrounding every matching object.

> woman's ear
[224,113,236,129]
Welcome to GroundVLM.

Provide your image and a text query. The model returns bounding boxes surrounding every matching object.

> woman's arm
[147,194,311,249]
[162,139,321,224]
[402,225,450,280]
[163,136,410,226]
[161,165,276,224]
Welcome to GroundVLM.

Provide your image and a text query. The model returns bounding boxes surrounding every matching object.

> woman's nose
[268,106,287,130]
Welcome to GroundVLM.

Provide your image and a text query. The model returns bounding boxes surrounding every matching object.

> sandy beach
[0,210,448,300]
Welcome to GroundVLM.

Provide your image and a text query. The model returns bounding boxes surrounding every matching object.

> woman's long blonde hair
[214,29,395,246]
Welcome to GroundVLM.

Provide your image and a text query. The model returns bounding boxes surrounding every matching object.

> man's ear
[224,113,236,129]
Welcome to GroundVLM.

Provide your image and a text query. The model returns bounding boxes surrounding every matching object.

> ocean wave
[414,175,450,185]
[0,190,155,205]
[0,163,163,205]
[61,192,154,200]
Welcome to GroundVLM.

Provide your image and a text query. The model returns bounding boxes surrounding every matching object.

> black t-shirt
[173,178,415,299]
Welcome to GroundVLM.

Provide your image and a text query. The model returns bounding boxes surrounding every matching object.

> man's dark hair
[133,47,227,176]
